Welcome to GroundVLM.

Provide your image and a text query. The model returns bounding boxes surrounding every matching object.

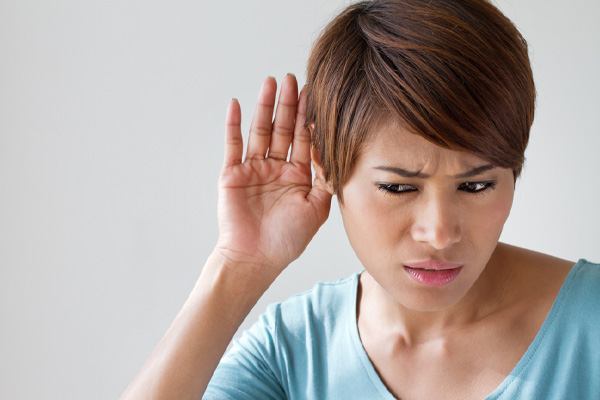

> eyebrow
[373,164,496,179]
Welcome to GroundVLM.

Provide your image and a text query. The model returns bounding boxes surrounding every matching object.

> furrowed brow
[373,166,428,178]
[454,164,496,179]
[373,164,496,179]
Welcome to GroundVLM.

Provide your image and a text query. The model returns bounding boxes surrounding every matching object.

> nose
[410,192,462,250]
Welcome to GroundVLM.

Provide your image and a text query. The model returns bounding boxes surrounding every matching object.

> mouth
[403,261,463,286]
[404,261,462,270]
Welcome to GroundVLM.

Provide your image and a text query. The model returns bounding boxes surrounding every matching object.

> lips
[404,261,462,271]
[403,261,463,286]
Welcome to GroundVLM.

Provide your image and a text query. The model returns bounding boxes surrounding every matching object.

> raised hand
[216,75,332,279]
[120,75,332,400]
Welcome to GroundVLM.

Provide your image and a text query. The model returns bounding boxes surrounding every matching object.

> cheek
[340,190,410,261]
[493,184,514,225]
[340,194,378,247]
[469,188,514,242]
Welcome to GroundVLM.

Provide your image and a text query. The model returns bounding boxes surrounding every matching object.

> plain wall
[1,0,599,398]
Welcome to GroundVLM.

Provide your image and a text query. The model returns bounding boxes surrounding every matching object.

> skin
[337,123,574,398]
[120,75,573,400]
[357,245,572,400]
[339,121,516,314]
[120,75,331,400]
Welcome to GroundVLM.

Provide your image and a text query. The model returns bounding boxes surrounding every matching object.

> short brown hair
[306,0,535,200]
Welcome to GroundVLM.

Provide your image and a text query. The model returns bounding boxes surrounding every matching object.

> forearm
[120,250,275,400]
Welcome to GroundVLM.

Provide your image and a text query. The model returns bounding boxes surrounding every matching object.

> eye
[458,181,496,193]
[377,183,417,195]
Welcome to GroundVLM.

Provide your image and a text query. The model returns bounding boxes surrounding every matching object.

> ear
[308,123,335,194]
[310,145,335,195]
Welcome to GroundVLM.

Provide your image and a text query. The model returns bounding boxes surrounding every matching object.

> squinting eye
[377,183,417,194]
[458,181,496,193]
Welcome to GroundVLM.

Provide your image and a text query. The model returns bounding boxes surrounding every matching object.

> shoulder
[264,272,360,336]
[499,242,600,327]
[277,273,359,314]
[230,272,360,352]
[494,243,574,296]
[496,242,575,271]
[568,258,600,282]
[491,244,593,324]
[520,252,600,330]
[206,273,362,399]
[558,259,600,315]
[490,258,600,400]
[497,243,599,292]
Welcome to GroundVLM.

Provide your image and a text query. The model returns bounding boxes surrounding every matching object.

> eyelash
[377,181,496,195]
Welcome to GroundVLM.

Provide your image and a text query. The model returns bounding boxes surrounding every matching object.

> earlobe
[310,146,335,195]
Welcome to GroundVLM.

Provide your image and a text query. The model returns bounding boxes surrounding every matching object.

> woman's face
[339,122,515,311]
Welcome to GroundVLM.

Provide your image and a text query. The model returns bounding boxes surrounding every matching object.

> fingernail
[286,72,296,77]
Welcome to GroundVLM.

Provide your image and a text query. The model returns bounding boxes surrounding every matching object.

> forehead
[357,121,490,173]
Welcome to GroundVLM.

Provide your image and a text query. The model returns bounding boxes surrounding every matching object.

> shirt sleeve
[203,303,287,400]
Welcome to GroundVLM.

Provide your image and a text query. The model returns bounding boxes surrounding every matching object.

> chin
[401,292,465,312]
[392,280,474,313]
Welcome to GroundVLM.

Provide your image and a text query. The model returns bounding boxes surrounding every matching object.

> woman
[121,0,600,399]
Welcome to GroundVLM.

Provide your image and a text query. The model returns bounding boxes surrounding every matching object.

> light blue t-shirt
[205,260,600,399]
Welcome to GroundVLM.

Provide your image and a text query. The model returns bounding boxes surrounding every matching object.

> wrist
[195,249,278,305]
[211,245,285,280]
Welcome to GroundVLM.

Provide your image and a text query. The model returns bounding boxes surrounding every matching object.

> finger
[223,98,244,168]
[268,74,298,160]
[289,87,311,168]
[246,77,277,160]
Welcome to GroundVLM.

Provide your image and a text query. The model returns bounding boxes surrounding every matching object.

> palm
[216,76,332,275]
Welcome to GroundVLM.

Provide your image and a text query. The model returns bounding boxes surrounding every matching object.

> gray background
[1,0,599,398]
